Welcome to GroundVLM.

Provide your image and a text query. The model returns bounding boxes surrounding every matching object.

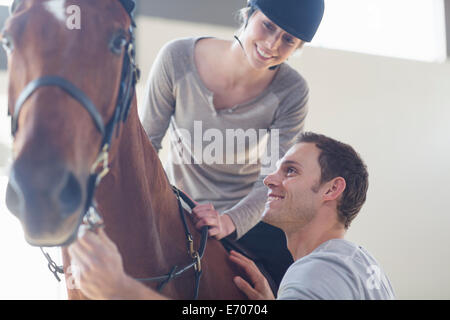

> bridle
[10,24,140,244]
[137,186,207,300]
[40,186,208,300]
[8,0,207,299]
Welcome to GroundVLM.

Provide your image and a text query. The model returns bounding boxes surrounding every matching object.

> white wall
[135,17,450,299]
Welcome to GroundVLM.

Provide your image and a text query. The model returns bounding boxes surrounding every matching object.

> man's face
[262,142,323,232]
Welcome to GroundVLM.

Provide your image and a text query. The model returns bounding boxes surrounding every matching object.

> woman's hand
[192,203,236,240]
[229,250,275,300]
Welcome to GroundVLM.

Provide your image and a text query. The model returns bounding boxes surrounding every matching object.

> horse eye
[1,33,14,54]
[110,34,127,55]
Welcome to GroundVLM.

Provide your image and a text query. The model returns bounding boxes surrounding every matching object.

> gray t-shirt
[278,239,395,300]
[141,37,309,238]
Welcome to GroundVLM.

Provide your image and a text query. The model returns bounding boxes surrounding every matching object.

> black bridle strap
[136,186,208,300]
[12,76,105,136]
[136,227,208,299]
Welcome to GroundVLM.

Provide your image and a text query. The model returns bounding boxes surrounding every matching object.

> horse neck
[95,97,185,278]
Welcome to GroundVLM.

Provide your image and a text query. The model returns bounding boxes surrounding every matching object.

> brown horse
[3,0,245,299]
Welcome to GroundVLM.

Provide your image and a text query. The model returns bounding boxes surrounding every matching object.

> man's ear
[323,177,346,201]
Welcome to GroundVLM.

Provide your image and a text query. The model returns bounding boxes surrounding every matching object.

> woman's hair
[235,5,257,37]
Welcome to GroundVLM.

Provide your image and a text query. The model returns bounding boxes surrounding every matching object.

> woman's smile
[255,44,274,60]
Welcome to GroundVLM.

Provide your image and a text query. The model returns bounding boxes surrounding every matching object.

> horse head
[3,0,138,247]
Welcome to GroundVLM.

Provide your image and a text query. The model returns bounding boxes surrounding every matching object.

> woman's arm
[140,42,177,153]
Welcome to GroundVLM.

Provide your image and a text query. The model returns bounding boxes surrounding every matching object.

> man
[68,132,395,299]
[230,132,395,299]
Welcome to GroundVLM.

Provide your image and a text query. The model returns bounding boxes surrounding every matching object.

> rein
[40,187,208,300]
[135,186,208,300]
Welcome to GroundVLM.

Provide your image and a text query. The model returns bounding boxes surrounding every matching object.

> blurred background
[0,0,449,299]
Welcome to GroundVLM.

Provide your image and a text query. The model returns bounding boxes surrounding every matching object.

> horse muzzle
[5,157,85,247]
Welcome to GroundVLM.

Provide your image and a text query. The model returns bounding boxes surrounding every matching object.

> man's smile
[267,192,285,202]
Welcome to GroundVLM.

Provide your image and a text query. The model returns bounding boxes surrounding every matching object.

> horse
[3,0,246,299]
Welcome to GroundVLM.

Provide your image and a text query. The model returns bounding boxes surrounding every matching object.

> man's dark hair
[297,132,369,229]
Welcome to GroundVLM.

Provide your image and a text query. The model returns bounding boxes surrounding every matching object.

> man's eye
[286,167,297,175]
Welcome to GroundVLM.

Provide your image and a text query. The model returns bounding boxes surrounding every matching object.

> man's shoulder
[278,256,357,299]
[284,242,358,282]
[277,239,395,300]
[291,239,360,266]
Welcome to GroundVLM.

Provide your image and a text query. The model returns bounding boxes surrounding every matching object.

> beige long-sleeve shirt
[141,37,309,239]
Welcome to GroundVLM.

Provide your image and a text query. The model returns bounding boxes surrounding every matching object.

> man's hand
[192,203,236,239]
[229,250,275,300]
[68,226,166,300]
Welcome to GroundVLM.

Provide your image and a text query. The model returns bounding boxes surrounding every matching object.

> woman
[141,0,325,289]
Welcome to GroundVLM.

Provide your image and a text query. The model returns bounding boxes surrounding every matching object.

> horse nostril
[59,172,82,217]
[5,174,24,219]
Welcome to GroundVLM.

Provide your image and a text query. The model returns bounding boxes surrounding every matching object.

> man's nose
[264,171,281,188]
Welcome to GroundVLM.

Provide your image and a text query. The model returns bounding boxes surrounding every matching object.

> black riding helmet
[236,0,324,70]
[247,0,325,42]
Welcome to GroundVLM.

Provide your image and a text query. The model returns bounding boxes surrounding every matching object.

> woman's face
[241,10,304,70]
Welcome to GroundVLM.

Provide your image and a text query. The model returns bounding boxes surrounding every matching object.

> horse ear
[9,0,22,15]
[118,0,136,16]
